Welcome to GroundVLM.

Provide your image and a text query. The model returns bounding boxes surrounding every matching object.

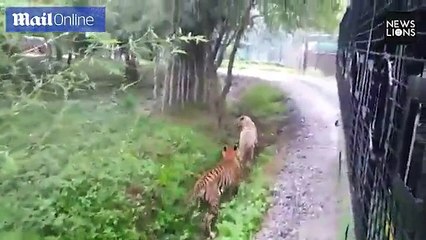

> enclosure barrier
[336,0,426,239]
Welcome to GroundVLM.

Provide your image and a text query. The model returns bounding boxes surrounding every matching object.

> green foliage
[222,59,296,73]
[0,1,294,239]
[105,0,346,39]
[259,0,346,32]
[106,0,174,39]
[0,97,222,239]
[216,152,273,239]
[70,57,125,83]
[236,83,287,119]
[0,31,214,239]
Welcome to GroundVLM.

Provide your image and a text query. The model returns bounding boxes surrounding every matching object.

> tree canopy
[259,0,344,33]
[0,0,346,114]
[102,0,344,42]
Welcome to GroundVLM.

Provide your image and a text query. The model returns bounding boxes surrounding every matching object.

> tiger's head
[237,115,256,129]
[221,144,241,163]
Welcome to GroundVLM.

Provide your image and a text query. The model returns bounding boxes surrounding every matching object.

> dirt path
[220,68,346,240]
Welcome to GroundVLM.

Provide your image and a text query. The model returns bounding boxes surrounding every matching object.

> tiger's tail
[187,175,204,207]
[186,182,205,222]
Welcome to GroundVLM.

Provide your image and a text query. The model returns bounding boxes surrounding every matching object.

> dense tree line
[0,0,344,123]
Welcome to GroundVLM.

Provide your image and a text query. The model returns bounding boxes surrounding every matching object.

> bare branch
[225,30,237,46]
[211,21,228,65]
[251,15,261,20]
[214,45,227,70]
[220,0,254,99]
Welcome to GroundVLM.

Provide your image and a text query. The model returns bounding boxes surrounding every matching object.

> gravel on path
[221,69,343,240]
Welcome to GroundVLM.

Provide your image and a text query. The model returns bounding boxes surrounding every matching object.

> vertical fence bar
[336,0,426,239]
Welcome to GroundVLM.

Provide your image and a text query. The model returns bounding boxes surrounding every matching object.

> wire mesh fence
[337,0,426,239]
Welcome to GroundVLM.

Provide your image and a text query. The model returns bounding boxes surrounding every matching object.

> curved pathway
[220,68,352,240]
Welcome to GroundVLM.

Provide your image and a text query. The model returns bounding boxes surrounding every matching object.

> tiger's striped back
[190,144,242,238]
[191,144,241,201]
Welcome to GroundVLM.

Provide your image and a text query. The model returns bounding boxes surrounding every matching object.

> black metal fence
[336,0,426,239]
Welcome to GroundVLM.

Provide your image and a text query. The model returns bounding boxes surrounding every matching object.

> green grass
[0,89,283,239]
[220,60,331,79]
[221,59,295,73]
[0,95,223,240]
[304,67,327,78]
[0,51,288,239]
[337,197,356,240]
[162,83,286,239]
[235,82,287,119]
[336,126,356,240]
[216,149,274,240]
[70,57,156,84]
[215,82,288,239]
[70,57,126,82]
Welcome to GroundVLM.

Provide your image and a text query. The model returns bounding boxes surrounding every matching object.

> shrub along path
[0,74,289,240]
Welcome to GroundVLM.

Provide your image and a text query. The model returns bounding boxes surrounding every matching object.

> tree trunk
[176,58,181,104]
[215,44,228,71]
[192,58,200,102]
[216,0,254,128]
[124,52,139,82]
[202,51,209,103]
[168,58,175,106]
[158,42,215,110]
[215,30,237,70]
[221,20,249,99]
[53,41,62,61]
[185,59,190,102]
[206,61,220,111]
[161,63,170,112]
[180,58,185,107]
[153,54,159,99]
[67,52,73,66]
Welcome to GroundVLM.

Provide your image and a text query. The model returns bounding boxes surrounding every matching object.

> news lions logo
[386,19,415,37]
[385,11,417,44]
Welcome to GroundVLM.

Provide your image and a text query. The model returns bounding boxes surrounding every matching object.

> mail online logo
[5,6,106,32]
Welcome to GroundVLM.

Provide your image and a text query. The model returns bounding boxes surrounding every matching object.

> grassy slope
[222,59,295,73]
[0,57,217,239]
[0,56,289,239]
[0,97,223,240]
[215,82,288,239]
[221,59,327,78]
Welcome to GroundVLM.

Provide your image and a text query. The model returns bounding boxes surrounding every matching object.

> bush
[0,96,221,240]
[216,82,288,239]
[236,83,286,119]
[216,150,274,239]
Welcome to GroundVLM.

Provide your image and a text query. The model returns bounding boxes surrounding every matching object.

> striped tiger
[190,144,242,239]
